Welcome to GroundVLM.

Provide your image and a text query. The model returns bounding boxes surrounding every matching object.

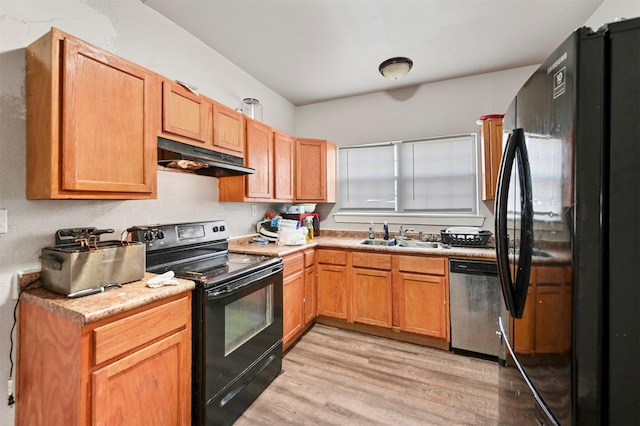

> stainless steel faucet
[398,226,414,238]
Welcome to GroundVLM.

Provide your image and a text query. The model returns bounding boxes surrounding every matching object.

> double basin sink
[359,238,441,249]
[360,239,555,257]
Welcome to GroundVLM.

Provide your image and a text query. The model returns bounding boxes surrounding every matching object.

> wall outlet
[251,204,257,217]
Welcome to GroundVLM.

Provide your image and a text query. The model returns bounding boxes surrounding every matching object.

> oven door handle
[206,264,283,300]
[207,278,261,299]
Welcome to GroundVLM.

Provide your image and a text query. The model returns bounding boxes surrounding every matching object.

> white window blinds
[338,134,478,214]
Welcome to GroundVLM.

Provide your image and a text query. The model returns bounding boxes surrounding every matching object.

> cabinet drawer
[352,251,391,270]
[317,249,347,265]
[93,296,190,365]
[397,255,446,275]
[283,253,304,275]
[304,249,315,268]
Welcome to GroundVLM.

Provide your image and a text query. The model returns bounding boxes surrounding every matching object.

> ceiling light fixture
[379,57,413,81]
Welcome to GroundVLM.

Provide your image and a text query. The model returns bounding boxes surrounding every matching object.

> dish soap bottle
[369,221,375,239]
[383,221,389,240]
[305,217,314,242]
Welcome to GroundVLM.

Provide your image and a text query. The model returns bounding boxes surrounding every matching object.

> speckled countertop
[229,230,570,265]
[21,230,567,325]
[229,230,499,259]
[20,272,195,325]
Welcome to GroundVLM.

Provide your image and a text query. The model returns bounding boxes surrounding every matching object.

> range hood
[157,137,254,177]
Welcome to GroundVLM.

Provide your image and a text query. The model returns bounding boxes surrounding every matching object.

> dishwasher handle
[449,259,498,276]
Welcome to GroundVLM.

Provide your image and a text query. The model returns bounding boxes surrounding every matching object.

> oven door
[196,266,283,403]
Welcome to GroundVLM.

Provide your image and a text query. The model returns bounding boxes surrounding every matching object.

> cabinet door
[534,266,569,354]
[295,138,327,201]
[212,102,245,155]
[92,330,191,425]
[273,130,294,201]
[245,118,273,198]
[60,36,156,195]
[351,268,392,328]
[316,263,348,319]
[398,273,447,338]
[283,270,305,348]
[303,248,317,325]
[161,80,209,144]
[480,117,504,200]
[513,286,535,355]
[304,265,317,325]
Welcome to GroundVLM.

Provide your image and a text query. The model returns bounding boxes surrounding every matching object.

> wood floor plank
[235,324,501,425]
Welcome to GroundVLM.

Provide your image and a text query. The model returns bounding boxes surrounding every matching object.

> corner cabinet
[17,294,192,425]
[479,115,504,201]
[26,28,157,199]
[294,138,337,202]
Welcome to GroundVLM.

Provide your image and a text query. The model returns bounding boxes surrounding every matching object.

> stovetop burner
[128,220,281,289]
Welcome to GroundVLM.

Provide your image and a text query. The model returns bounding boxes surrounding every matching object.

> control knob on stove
[144,231,155,242]
[155,229,165,240]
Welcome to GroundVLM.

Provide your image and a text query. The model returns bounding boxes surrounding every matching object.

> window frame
[336,133,481,223]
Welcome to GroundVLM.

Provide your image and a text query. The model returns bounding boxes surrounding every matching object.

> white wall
[0,1,294,424]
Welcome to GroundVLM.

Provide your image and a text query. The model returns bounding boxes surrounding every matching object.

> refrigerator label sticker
[553,67,566,99]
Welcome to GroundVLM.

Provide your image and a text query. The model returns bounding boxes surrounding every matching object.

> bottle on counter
[305,217,314,242]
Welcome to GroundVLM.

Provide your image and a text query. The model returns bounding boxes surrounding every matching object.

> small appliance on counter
[39,228,145,297]
[282,213,320,236]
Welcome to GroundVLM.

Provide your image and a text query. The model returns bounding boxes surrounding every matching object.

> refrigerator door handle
[495,128,534,319]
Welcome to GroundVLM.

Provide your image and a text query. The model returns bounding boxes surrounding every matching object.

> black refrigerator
[494,17,639,425]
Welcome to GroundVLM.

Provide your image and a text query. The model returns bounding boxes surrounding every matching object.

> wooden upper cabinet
[161,79,209,144]
[212,101,245,156]
[480,116,504,201]
[245,118,273,199]
[218,124,297,203]
[294,138,337,202]
[273,130,295,201]
[26,28,157,199]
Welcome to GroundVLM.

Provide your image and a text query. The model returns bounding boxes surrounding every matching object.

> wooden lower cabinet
[512,265,572,355]
[397,272,447,338]
[314,249,450,343]
[396,255,449,340]
[351,252,393,328]
[17,294,191,425]
[283,253,305,350]
[303,249,317,325]
[316,249,348,320]
[283,250,317,350]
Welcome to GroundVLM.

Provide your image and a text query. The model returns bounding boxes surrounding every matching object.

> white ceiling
[143,0,604,106]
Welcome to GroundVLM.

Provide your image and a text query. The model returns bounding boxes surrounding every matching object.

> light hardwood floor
[235,324,501,425]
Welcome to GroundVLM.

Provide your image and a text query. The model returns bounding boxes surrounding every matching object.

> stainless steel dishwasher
[449,258,502,358]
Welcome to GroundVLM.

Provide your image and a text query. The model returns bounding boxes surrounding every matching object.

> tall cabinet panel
[273,130,295,201]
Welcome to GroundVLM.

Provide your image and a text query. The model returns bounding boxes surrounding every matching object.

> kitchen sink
[395,238,440,249]
[359,239,396,246]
